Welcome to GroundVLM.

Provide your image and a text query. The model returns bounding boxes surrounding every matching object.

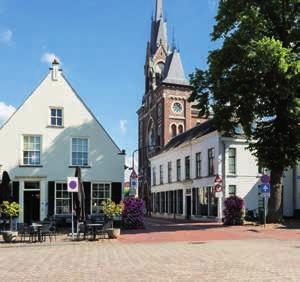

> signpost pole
[264,196,267,228]
[218,198,222,222]
[260,175,270,228]
[71,193,74,240]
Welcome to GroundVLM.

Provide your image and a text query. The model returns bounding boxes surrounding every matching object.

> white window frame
[54,182,71,215]
[49,107,64,127]
[70,137,90,167]
[228,148,237,175]
[228,185,237,196]
[22,135,42,166]
[91,182,111,214]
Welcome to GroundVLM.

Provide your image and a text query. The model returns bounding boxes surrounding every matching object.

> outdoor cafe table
[30,223,43,242]
[86,223,103,240]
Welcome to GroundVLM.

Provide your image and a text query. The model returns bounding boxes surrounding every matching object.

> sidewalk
[118,217,300,244]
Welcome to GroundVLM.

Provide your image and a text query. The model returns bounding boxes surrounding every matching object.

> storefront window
[193,187,217,217]
[166,191,169,213]
[177,190,183,214]
[55,183,71,215]
[161,192,165,213]
[91,183,111,214]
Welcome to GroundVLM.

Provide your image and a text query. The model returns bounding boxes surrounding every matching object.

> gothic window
[157,124,162,146]
[171,124,177,138]
[157,62,165,74]
[178,124,184,134]
[148,119,155,149]
[155,62,165,84]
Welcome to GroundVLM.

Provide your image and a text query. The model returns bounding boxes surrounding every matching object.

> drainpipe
[221,139,226,221]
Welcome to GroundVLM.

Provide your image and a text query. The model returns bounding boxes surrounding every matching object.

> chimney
[51,59,60,81]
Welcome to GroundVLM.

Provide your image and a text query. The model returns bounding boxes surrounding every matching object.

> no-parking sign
[67,177,79,193]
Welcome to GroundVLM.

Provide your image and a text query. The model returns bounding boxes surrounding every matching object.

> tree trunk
[267,169,283,223]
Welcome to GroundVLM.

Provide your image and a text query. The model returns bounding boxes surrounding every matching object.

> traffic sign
[129,169,138,197]
[67,177,79,193]
[130,170,138,179]
[215,184,222,193]
[261,174,270,184]
[260,183,270,194]
[214,175,222,185]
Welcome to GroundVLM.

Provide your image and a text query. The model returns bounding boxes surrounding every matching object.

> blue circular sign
[69,180,77,189]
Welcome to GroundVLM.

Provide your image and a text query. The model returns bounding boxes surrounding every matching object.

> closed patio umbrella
[0,171,12,203]
[74,167,86,221]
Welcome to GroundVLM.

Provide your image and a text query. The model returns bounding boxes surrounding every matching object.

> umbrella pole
[71,193,74,240]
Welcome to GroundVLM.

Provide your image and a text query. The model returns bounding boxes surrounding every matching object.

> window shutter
[83,182,91,216]
[111,182,122,204]
[48,181,55,217]
[12,182,19,203]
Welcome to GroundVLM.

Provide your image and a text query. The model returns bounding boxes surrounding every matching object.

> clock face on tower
[172,102,183,113]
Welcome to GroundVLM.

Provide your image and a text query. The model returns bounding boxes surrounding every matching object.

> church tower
[137,0,202,209]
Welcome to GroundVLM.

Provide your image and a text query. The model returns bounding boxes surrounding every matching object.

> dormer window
[50,107,63,127]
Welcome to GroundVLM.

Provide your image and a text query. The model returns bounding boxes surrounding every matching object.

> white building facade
[150,120,297,220]
[0,61,125,224]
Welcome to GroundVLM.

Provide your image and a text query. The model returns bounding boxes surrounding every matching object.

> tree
[189,0,300,222]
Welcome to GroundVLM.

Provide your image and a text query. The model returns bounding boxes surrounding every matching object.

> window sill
[19,165,43,168]
[47,125,64,129]
[227,174,237,177]
[69,166,91,169]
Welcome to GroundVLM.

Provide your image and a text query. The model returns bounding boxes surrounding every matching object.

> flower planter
[2,231,18,243]
[107,228,121,239]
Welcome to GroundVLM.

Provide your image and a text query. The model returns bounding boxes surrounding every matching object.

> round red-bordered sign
[215,184,222,193]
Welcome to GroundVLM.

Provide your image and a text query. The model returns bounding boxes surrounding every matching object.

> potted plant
[0,201,20,243]
[102,199,124,239]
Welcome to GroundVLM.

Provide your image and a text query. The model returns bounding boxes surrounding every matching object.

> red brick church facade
[137,0,203,211]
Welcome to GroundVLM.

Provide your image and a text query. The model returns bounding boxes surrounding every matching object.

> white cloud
[0,102,16,126]
[119,120,128,134]
[41,52,61,65]
[0,29,12,44]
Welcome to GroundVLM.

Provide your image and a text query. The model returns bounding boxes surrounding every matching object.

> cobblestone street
[0,239,300,281]
[1,218,300,281]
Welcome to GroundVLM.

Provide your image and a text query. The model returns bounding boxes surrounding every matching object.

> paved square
[1,218,299,281]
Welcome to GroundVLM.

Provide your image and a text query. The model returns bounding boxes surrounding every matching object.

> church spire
[155,0,163,21]
[150,0,168,55]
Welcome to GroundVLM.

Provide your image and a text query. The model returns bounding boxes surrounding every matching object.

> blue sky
[0,0,219,170]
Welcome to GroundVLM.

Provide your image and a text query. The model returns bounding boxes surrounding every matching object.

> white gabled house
[0,60,125,224]
[150,119,297,220]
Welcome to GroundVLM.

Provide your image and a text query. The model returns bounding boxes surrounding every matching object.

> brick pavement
[0,218,299,281]
[119,217,300,243]
[0,239,300,281]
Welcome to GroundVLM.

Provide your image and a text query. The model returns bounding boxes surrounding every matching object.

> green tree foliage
[189,0,300,222]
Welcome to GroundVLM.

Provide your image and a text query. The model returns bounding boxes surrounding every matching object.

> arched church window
[178,124,184,134]
[155,62,165,84]
[148,119,155,149]
[171,124,177,138]
[157,62,165,74]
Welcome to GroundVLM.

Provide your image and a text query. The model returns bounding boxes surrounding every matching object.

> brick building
[137,0,203,211]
